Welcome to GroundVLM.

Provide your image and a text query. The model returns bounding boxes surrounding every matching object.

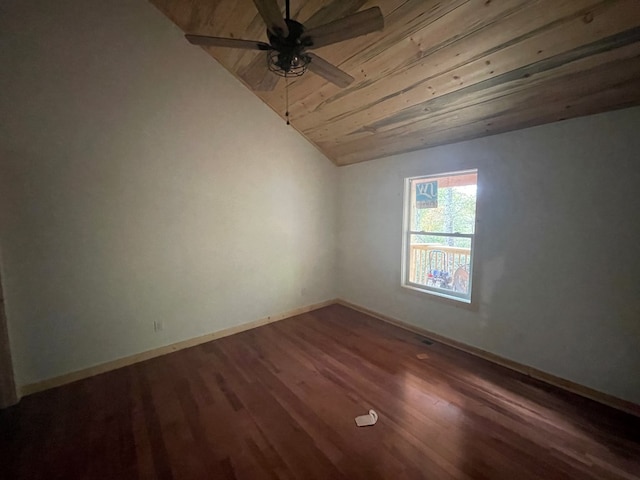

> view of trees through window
[412,183,477,248]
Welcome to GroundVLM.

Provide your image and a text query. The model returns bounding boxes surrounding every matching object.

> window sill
[401,283,478,311]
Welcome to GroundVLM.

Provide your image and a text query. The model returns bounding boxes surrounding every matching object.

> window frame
[401,169,478,304]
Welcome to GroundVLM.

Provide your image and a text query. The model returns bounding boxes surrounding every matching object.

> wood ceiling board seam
[295,0,611,135]
[290,0,550,129]
[335,89,640,166]
[333,76,640,165]
[346,26,640,138]
[368,66,638,154]
[307,11,637,141]
[325,49,640,156]
[319,23,640,148]
[327,55,640,163]
[471,76,640,135]
[301,0,610,139]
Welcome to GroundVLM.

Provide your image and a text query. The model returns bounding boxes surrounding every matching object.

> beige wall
[0,0,337,388]
[337,107,640,404]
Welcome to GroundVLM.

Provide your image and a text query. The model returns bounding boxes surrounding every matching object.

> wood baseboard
[336,299,640,418]
[20,299,337,397]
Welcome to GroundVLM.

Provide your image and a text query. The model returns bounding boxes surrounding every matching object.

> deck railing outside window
[408,244,471,294]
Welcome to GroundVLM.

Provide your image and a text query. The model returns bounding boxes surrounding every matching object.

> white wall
[338,107,640,404]
[0,0,337,388]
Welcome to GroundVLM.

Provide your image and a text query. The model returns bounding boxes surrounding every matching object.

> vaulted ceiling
[149,0,640,165]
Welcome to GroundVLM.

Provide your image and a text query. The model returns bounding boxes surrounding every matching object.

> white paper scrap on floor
[355,409,378,427]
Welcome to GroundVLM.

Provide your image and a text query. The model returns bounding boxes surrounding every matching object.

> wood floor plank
[1,304,639,479]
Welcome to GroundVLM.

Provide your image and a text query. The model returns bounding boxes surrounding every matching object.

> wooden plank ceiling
[149,0,640,165]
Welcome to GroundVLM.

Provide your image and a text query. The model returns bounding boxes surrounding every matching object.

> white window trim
[401,170,477,304]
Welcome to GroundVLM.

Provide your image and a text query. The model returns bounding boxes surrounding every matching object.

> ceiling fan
[185,0,384,90]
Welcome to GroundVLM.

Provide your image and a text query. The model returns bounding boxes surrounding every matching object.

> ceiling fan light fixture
[267,50,310,77]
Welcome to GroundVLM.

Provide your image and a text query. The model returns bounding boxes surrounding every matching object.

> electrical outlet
[153,321,164,332]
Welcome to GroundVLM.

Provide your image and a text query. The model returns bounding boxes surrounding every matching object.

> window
[402,170,478,303]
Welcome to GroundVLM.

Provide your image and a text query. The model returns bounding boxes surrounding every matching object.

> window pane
[408,235,472,295]
[410,172,477,233]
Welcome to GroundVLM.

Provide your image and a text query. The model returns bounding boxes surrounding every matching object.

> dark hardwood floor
[1,304,639,479]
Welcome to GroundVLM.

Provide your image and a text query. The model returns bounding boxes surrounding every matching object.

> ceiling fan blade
[303,7,384,50]
[239,53,279,91]
[252,0,289,38]
[307,53,354,88]
[185,34,272,50]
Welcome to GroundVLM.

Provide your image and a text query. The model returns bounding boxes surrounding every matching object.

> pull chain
[285,76,290,125]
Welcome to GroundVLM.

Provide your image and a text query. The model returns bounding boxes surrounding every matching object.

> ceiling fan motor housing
[267,19,311,75]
